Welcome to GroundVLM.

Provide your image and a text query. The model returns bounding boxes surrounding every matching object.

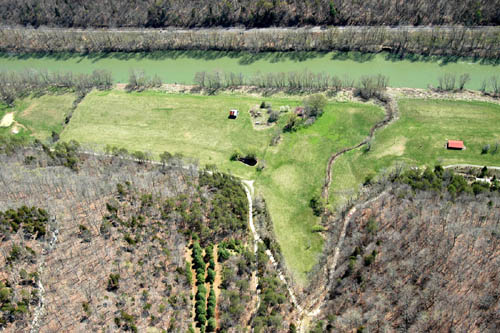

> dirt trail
[296,191,388,331]
[444,164,500,170]
[242,180,302,312]
[30,220,59,333]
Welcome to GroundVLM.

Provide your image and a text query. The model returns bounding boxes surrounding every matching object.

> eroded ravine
[298,93,399,330]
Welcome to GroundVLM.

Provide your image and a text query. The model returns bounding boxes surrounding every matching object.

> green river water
[0,51,498,89]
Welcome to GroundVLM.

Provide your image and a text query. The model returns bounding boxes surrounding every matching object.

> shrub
[218,247,230,262]
[492,142,499,154]
[283,114,301,132]
[303,94,327,118]
[482,144,490,154]
[309,195,324,216]
[479,166,489,178]
[185,262,193,285]
[363,173,374,186]
[267,110,280,123]
[206,318,216,332]
[270,129,281,146]
[107,273,120,291]
[363,250,378,266]
[363,141,372,153]
[206,268,216,284]
[355,74,389,99]
[230,150,241,161]
[366,218,378,235]
[204,245,214,263]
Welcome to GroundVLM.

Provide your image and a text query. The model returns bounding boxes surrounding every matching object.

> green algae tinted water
[0,51,498,89]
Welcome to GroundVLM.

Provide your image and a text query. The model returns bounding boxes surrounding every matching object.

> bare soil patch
[0,112,14,127]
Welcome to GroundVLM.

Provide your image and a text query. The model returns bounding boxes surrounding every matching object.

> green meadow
[329,99,500,207]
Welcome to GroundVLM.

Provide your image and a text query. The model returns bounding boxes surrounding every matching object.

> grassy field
[0,51,498,89]
[0,94,75,140]
[60,89,384,283]
[330,99,500,207]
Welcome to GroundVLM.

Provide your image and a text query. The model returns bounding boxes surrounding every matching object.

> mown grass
[61,89,384,283]
[329,99,500,207]
[0,94,75,140]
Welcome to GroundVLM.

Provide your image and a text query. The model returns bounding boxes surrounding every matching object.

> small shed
[447,140,464,150]
[295,107,305,118]
[229,109,239,119]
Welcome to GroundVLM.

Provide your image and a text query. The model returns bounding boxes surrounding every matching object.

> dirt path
[444,164,500,170]
[241,180,302,312]
[212,244,222,331]
[296,191,388,331]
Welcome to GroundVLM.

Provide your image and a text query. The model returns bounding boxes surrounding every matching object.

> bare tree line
[125,70,162,92]
[435,73,499,96]
[0,0,498,28]
[193,70,388,96]
[1,26,498,58]
[0,69,112,105]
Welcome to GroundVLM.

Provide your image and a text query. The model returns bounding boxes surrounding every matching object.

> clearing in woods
[5,90,500,284]
[59,89,385,284]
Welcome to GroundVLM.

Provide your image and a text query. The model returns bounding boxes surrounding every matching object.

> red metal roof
[447,140,464,149]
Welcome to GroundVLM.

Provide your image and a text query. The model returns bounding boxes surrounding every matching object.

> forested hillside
[0,142,293,332]
[309,168,500,331]
[0,0,498,28]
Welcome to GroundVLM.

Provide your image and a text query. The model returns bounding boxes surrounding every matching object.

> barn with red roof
[447,140,464,150]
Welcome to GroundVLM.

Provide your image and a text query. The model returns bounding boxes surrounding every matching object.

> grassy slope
[0,94,75,140]
[61,90,384,283]
[258,103,383,280]
[330,99,500,207]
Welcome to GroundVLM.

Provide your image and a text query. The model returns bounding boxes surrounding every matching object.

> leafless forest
[1,26,499,59]
[0,145,296,332]
[0,0,499,28]
[0,148,199,331]
[307,172,500,332]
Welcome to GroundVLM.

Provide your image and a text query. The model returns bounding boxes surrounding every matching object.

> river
[0,51,498,89]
